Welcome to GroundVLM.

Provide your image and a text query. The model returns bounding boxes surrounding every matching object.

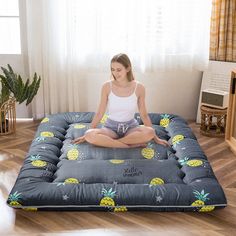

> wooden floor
[0,120,236,236]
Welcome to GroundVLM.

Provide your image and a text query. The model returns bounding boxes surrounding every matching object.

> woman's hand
[153,135,169,147]
[72,135,86,144]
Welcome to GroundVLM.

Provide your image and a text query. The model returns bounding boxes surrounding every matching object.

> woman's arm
[90,82,109,128]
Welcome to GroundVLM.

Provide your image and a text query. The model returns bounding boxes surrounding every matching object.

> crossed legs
[84,126,155,148]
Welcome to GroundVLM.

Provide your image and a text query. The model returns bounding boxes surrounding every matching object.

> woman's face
[111,62,129,81]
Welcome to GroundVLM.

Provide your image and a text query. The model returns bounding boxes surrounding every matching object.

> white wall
[79,70,202,120]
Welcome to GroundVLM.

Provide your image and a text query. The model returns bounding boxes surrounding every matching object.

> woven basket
[0,98,16,135]
[200,105,227,137]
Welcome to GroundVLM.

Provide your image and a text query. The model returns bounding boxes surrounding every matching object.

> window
[0,0,21,54]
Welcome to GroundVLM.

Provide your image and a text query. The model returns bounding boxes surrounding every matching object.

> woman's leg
[118,126,155,145]
[84,128,129,148]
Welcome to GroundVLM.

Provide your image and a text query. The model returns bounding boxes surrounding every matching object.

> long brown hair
[110,53,134,81]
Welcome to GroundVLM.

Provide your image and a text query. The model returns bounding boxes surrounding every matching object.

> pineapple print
[198,205,215,212]
[67,144,79,160]
[141,143,155,159]
[191,190,209,206]
[41,117,49,123]
[114,206,128,212]
[23,207,38,211]
[100,188,116,207]
[179,157,203,167]
[64,178,80,184]
[191,190,215,212]
[8,191,22,207]
[186,159,203,167]
[160,114,170,127]
[100,114,108,124]
[30,154,47,167]
[74,124,86,129]
[40,131,54,137]
[109,160,125,164]
[149,177,165,186]
[172,134,184,145]
[179,157,189,166]
[34,136,46,142]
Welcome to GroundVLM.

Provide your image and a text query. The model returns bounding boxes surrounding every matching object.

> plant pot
[1,118,9,133]
[0,98,16,135]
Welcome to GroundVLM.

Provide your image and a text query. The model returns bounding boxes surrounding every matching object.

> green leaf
[0,79,10,105]
[19,78,30,103]
[14,75,22,102]
[193,190,200,196]
[26,75,41,105]
[7,64,14,74]
[1,66,16,93]
[1,65,41,106]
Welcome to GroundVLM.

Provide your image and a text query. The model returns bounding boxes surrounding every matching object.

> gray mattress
[7,112,227,212]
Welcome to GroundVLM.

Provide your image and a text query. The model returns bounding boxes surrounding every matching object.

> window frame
[0,0,22,55]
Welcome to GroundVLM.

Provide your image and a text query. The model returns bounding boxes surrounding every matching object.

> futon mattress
[7,112,227,212]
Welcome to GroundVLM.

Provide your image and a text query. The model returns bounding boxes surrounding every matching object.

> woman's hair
[110,53,134,81]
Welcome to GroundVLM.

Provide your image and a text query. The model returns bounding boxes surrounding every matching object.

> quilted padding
[7,112,227,212]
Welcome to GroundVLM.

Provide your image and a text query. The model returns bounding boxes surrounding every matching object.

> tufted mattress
[7,112,227,212]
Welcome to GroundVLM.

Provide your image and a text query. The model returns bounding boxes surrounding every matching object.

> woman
[73,53,169,148]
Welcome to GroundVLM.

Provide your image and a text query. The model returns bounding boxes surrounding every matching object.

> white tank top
[107,81,138,122]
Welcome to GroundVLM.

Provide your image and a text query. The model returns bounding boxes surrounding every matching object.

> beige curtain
[210,0,236,62]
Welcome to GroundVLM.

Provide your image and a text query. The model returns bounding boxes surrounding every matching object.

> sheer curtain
[25,0,212,118]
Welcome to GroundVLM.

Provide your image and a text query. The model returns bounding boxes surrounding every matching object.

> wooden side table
[200,105,227,137]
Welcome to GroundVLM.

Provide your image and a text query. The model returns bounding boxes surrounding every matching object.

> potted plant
[0,64,41,134]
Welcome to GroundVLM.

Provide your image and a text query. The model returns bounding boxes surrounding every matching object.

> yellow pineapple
[191,190,209,207]
[198,205,215,212]
[100,114,108,124]
[109,159,125,164]
[114,206,128,212]
[100,188,116,207]
[160,114,170,127]
[30,155,47,167]
[74,124,86,129]
[186,159,203,167]
[191,190,214,212]
[64,178,80,184]
[67,144,79,160]
[149,177,165,186]
[23,208,38,211]
[41,117,49,123]
[40,131,54,137]
[179,157,203,167]
[172,134,184,145]
[8,191,22,207]
[191,199,205,207]
[141,143,155,159]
